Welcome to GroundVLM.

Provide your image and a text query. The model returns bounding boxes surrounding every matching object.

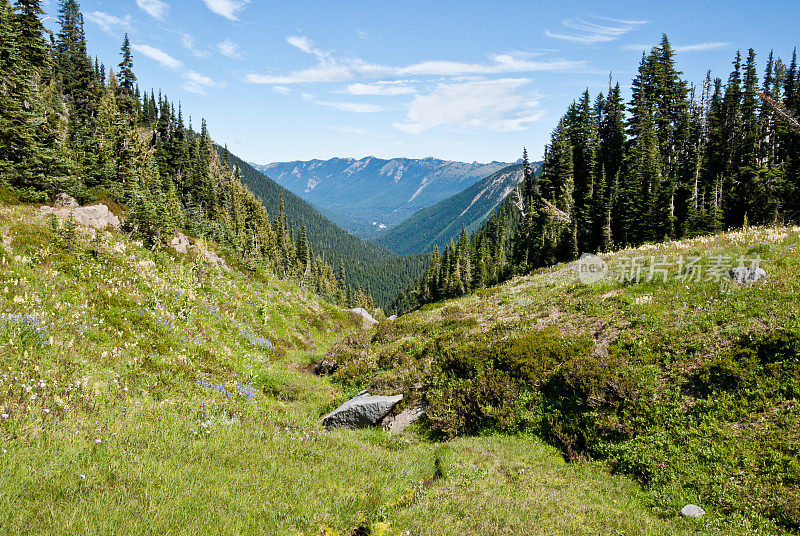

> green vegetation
[399,36,800,313]
[0,0,387,312]
[0,203,735,536]
[332,224,800,534]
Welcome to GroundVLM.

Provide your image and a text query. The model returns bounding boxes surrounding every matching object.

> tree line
[0,0,376,310]
[398,35,800,312]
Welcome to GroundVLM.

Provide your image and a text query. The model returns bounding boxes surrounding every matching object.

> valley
[251,157,513,238]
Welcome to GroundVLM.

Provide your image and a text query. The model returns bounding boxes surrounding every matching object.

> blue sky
[42,0,800,164]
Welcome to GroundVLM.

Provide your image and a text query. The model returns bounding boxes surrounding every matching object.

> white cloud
[246,64,353,84]
[673,41,730,53]
[393,78,543,134]
[136,0,168,20]
[132,44,183,70]
[328,126,369,135]
[246,36,582,85]
[546,16,647,45]
[84,11,132,35]
[345,81,416,96]
[621,41,730,53]
[182,34,210,58]
[182,70,225,95]
[217,40,243,59]
[272,86,291,94]
[301,93,386,113]
[202,0,250,21]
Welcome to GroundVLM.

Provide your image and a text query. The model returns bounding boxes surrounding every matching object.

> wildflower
[95,439,101,444]
[79,474,86,480]
[1,414,7,419]
[43,408,50,414]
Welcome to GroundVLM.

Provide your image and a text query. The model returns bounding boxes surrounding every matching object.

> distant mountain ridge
[249,157,513,236]
[375,163,536,255]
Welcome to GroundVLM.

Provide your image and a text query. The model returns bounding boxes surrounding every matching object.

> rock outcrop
[168,231,229,271]
[320,391,403,430]
[41,195,121,230]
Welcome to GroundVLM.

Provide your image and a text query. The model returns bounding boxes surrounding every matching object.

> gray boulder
[680,504,705,518]
[170,232,195,255]
[321,391,403,430]
[728,266,767,283]
[387,314,398,321]
[351,307,378,328]
[382,403,425,433]
[202,249,230,272]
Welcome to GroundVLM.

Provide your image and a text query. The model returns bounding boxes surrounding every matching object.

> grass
[331,225,800,535]
[0,203,787,535]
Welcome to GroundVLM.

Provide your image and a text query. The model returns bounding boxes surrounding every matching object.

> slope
[251,157,512,235]
[376,163,532,255]
[223,149,428,310]
[330,224,800,534]
[0,202,735,536]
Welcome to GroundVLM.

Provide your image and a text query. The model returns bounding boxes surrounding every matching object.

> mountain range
[249,157,513,237]
[375,163,532,255]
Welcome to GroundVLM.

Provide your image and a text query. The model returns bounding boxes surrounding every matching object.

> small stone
[351,307,378,328]
[680,504,705,518]
[728,266,767,283]
[382,403,426,433]
[169,232,194,255]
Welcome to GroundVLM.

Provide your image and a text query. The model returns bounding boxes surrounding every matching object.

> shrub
[425,329,592,440]
[540,355,631,461]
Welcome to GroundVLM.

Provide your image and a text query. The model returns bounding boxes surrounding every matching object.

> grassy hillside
[0,202,737,536]
[376,164,527,255]
[330,224,800,534]
[223,149,429,310]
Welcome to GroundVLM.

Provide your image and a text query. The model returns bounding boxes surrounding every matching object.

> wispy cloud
[546,16,647,45]
[182,70,225,95]
[217,40,243,59]
[182,34,210,58]
[84,11,132,35]
[301,93,387,113]
[202,0,250,21]
[674,41,730,53]
[345,81,416,96]
[132,44,183,70]
[621,41,730,53]
[273,86,291,94]
[328,126,370,135]
[246,35,582,85]
[136,0,168,20]
[393,78,543,134]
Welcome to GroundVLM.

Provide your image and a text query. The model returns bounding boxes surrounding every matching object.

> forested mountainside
[251,157,512,236]
[0,0,430,311]
[377,163,537,255]
[226,151,429,310]
[398,35,800,312]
